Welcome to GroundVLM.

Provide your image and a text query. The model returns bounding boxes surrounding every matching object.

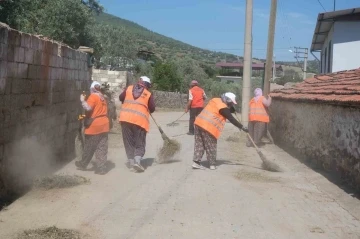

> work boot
[210,165,216,170]
[192,161,205,170]
[75,160,87,170]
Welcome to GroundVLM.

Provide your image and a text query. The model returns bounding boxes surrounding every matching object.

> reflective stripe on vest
[120,108,149,123]
[194,98,227,139]
[119,85,151,132]
[248,96,269,123]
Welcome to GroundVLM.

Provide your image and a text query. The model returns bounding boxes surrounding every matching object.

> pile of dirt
[33,175,90,190]
[17,226,82,239]
[157,139,181,163]
[226,136,240,143]
[235,170,280,183]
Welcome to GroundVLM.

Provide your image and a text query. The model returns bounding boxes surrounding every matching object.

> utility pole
[264,0,277,96]
[241,0,253,127]
[293,47,309,80]
[334,0,336,11]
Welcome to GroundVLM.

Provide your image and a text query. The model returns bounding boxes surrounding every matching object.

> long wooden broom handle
[234,113,261,151]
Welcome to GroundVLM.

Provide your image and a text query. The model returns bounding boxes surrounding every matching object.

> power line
[316,0,327,12]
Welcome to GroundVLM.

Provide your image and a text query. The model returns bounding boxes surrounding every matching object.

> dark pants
[81,133,108,169]
[121,122,147,160]
[247,121,266,146]
[189,107,203,134]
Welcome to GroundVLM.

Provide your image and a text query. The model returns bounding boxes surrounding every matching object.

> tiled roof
[270,68,360,105]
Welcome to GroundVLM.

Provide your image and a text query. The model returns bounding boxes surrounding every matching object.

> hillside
[95,13,241,64]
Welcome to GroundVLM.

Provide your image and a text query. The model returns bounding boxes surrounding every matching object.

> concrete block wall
[0,24,91,197]
[92,69,127,89]
[269,100,360,189]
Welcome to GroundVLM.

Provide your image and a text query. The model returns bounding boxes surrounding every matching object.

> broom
[234,113,281,172]
[166,112,186,127]
[150,114,181,163]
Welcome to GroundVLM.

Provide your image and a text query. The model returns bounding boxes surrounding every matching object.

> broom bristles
[258,151,282,172]
[157,138,181,163]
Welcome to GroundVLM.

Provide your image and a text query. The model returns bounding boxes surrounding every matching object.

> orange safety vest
[249,96,270,123]
[119,85,151,132]
[194,98,228,139]
[190,86,204,108]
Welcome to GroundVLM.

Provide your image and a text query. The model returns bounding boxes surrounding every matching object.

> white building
[311,8,360,74]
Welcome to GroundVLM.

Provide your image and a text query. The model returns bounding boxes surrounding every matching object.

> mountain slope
[95,13,241,64]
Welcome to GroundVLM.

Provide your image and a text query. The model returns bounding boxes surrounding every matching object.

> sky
[100,0,359,61]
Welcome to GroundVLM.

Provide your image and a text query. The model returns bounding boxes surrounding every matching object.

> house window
[328,41,332,73]
[324,47,327,73]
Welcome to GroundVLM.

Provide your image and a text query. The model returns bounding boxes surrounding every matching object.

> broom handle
[233,113,261,151]
[168,112,186,125]
[150,113,165,134]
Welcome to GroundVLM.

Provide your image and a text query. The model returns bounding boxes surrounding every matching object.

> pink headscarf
[254,88,263,102]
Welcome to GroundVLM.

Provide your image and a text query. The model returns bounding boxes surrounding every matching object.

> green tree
[152,62,181,92]
[275,69,302,86]
[0,0,101,48]
[92,24,137,69]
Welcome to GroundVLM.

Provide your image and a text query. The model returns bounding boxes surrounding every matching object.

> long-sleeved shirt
[219,107,243,129]
[119,84,156,113]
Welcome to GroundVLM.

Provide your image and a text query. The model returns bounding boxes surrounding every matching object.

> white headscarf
[90,81,104,100]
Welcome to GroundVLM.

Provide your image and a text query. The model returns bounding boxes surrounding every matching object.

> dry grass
[17,226,82,239]
[235,170,280,183]
[34,175,90,190]
[157,138,181,163]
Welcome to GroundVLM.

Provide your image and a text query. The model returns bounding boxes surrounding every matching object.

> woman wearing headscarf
[75,81,110,175]
[247,88,271,147]
[192,92,248,170]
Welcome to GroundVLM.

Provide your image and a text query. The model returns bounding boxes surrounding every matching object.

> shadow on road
[216,159,263,170]
[141,158,155,169]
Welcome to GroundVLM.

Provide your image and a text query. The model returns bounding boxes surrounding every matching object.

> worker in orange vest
[247,88,272,147]
[192,92,248,170]
[119,76,155,173]
[185,80,206,135]
[75,81,110,175]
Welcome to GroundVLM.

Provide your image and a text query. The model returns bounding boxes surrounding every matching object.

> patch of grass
[17,226,82,239]
[157,139,181,163]
[34,175,90,190]
[235,170,280,183]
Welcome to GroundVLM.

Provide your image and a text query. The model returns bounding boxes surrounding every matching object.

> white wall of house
[321,25,334,74]
[321,21,360,73]
[332,22,360,72]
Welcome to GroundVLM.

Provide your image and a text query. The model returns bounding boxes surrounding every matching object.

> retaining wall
[269,99,360,188]
[0,24,91,197]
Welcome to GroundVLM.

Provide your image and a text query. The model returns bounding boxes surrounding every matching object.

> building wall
[0,24,91,197]
[321,24,334,74]
[269,99,360,188]
[332,21,360,72]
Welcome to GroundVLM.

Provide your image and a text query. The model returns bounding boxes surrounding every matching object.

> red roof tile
[270,68,360,105]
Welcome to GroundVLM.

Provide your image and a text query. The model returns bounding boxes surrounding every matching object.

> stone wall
[152,90,187,109]
[0,24,91,197]
[268,99,360,187]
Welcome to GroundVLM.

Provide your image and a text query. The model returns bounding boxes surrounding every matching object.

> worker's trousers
[189,107,203,134]
[193,126,217,166]
[121,122,147,162]
[247,121,266,146]
[81,132,108,169]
